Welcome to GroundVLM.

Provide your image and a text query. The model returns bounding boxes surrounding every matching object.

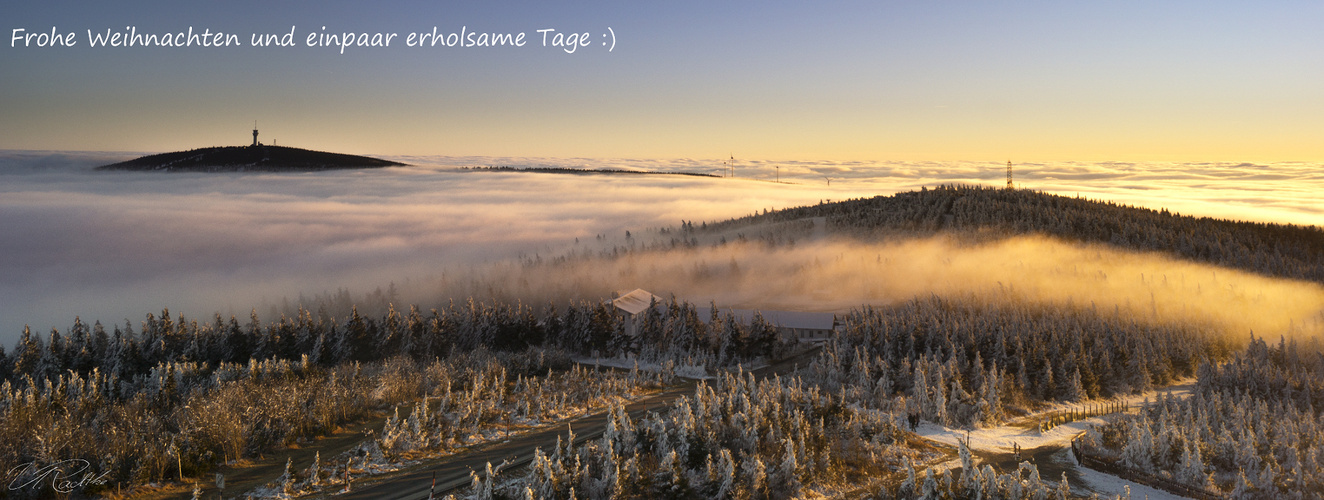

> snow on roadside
[1073,462,1190,500]
[916,418,1093,452]
[572,355,717,379]
[917,379,1196,453]
[240,369,660,499]
[911,380,1200,499]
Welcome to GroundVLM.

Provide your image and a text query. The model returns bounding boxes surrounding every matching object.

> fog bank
[2,151,1319,344]
[446,235,1324,341]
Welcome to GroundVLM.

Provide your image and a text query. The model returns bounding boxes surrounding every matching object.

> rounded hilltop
[97,145,405,172]
[98,126,404,172]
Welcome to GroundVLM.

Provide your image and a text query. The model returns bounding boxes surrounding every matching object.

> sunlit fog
[1,151,1320,344]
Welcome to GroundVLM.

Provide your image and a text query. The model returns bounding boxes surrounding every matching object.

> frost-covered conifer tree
[715,449,735,500]
[1119,416,1154,472]
[918,468,938,500]
[1064,367,1086,402]
[742,454,767,499]
[305,451,321,489]
[898,456,917,498]
[772,437,801,495]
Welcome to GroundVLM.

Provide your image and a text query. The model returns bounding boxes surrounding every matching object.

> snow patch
[917,380,1196,453]
[1074,464,1190,500]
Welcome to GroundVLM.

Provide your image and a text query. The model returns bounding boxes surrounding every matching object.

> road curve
[334,346,821,500]
[333,382,695,500]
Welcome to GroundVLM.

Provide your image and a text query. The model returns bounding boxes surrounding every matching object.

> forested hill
[97,145,405,172]
[712,185,1324,284]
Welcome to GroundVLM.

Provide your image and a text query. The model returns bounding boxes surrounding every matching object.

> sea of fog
[1,150,1321,345]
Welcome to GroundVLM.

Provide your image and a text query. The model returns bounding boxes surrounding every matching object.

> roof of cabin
[611,289,663,315]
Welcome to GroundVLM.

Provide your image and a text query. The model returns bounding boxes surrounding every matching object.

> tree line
[704,185,1324,284]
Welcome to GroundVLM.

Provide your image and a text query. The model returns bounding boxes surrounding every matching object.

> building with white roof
[610,289,663,337]
[609,288,837,343]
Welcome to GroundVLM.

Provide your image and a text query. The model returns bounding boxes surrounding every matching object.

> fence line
[1036,399,1129,433]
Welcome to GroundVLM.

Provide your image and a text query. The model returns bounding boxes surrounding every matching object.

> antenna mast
[1006,160,1013,189]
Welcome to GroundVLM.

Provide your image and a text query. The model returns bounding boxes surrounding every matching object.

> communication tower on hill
[252,121,259,147]
[1006,160,1013,189]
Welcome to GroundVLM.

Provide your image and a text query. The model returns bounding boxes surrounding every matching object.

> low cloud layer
[415,156,1323,227]
[461,235,1324,341]
[1,151,1320,344]
[0,152,860,341]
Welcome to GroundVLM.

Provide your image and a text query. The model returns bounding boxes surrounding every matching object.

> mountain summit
[97,145,405,172]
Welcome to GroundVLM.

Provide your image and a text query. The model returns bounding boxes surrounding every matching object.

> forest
[1,186,1319,499]
[1077,334,1323,498]
[701,185,1324,284]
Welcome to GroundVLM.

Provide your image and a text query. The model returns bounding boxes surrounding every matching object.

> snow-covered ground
[1071,454,1189,500]
[918,379,1193,453]
[915,379,1197,498]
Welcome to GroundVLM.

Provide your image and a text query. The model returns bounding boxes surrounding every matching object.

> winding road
[328,347,822,499]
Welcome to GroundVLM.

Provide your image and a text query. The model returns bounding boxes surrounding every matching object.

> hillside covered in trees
[704,185,1324,284]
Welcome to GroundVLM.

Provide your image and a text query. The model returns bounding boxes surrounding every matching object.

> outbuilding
[609,288,837,343]
[610,288,663,337]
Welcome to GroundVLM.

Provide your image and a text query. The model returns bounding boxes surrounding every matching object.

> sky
[3,1,1323,161]
[2,1,1323,344]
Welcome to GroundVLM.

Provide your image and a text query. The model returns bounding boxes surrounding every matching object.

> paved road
[336,346,821,500]
[335,381,696,500]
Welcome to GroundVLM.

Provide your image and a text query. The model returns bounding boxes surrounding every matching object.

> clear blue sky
[3,0,1322,161]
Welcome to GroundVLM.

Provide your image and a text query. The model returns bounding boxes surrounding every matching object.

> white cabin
[610,288,663,337]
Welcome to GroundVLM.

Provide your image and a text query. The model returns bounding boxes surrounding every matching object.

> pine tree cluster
[703,185,1324,284]
[457,369,1106,500]
[0,295,800,498]
[803,295,1232,428]
[473,369,924,500]
[1079,334,1324,499]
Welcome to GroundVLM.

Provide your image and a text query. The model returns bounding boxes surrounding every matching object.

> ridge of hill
[709,185,1324,284]
[96,145,405,172]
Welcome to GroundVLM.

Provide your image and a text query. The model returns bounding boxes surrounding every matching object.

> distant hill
[96,145,405,172]
[709,185,1324,284]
